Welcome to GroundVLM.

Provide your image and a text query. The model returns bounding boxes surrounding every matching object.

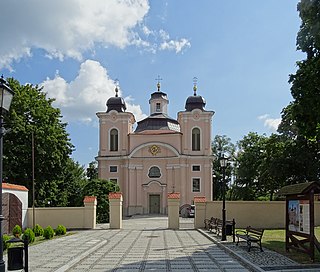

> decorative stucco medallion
[149,145,161,156]
[110,112,117,121]
[193,112,200,120]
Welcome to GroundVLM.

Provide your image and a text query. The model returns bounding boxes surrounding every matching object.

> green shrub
[33,224,44,237]
[55,225,66,236]
[12,225,22,237]
[3,234,11,250]
[22,228,35,244]
[43,226,54,239]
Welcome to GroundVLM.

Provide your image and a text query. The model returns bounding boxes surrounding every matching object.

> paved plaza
[5,216,320,272]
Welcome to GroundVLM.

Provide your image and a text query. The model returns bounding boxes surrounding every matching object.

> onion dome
[185,80,206,111]
[106,85,126,113]
[149,81,169,101]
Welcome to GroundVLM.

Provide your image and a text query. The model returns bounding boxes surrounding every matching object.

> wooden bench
[204,217,215,230]
[236,226,264,252]
[204,217,236,242]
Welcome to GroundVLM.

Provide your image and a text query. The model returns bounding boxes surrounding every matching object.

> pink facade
[96,83,214,216]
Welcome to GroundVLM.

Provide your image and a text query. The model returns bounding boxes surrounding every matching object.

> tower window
[192,178,200,192]
[110,128,118,151]
[148,166,161,178]
[110,166,118,172]
[156,103,161,112]
[192,165,200,171]
[192,128,201,151]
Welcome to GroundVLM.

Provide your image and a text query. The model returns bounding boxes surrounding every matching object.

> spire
[155,75,162,91]
[193,77,198,96]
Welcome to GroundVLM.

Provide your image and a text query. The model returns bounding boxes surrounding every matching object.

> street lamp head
[0,75,14,114]
[219,154,229,168]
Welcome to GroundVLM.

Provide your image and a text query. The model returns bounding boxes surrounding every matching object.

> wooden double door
[149,194,160,214]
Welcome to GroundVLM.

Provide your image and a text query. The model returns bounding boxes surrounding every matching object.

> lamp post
[32,130,35,228]
[219,154,229,241]
[0,75,15,272]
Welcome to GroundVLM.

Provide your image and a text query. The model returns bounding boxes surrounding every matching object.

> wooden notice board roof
[277,181,320,196]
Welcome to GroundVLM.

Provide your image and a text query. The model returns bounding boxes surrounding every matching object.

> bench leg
[236,236,240,246]
[247,241,251,252]
[259,241,263,252]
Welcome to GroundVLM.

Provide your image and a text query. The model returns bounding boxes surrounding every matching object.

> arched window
[192,128,200,151]
[148,166,161,178]
[110,128,118,151]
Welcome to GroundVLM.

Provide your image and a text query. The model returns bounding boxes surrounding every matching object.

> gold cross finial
[155,75,162,91]
[193,77,198,96]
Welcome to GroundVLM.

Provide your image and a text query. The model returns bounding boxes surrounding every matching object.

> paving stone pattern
[8,217,250,272]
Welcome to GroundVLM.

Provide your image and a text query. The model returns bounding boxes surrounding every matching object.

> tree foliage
[278,0,320,181]
[3,78,86,206]
[86,161,98,180]
[211,135,235,200]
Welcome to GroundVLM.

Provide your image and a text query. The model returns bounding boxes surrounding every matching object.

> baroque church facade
[96,82,214,216]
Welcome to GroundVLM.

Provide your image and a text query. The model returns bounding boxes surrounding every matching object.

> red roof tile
[83,196,97,203]
[109,192,122,199]
[168,192,180,199]
[194,196,206,203]
[3,183,28,191]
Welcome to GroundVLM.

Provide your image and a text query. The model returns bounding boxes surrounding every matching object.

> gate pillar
[194,196,206,229]
[168,192,180,229]
[109,192,123,229]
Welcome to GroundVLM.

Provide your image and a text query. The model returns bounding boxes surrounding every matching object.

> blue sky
[0,0,304,166]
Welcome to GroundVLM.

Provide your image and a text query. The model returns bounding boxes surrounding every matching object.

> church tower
[96,85,135,179]
[149,81,169,114]
[178,80,214,156]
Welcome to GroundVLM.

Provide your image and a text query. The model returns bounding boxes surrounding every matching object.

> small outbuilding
[2,183,29,232]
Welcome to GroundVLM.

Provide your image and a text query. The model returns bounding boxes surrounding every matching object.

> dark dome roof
[185,95,206,111]
[106,96,126,113]
[135,113,180,133]
[150,91,168,100]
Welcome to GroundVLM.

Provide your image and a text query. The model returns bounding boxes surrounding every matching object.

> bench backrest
[246,226,264,238]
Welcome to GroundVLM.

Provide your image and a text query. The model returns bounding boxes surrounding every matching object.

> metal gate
[2,193,22,234]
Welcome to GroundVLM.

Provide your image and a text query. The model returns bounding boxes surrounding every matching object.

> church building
[96,81,214,216]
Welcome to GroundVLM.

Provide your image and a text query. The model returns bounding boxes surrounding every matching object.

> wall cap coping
[168,192,180,199]
[194,196,206,203]
[109,192,122,199]
[3,183,28,192]
[83,196,97,203]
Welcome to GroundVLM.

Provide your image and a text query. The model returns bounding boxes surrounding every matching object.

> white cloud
[258,114,281,131]
[41,60,147,124]
[158,30,191,53]
[0,0,191,69]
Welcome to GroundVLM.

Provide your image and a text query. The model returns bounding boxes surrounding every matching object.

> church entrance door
[149,194,160,214]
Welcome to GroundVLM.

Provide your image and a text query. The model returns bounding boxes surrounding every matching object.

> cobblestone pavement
[6,216,320,272]
[200,228,320,272]
[6,216,251,272]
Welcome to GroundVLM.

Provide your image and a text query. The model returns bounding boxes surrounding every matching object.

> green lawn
[261,227,320,263]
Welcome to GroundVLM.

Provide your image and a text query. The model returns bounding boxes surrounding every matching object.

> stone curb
[197,228,264,272]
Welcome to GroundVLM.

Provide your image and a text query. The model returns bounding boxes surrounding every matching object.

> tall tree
[211,135,236,200]
[278,0,320,181]
[233,132,268,200]
[3,78,74,206]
